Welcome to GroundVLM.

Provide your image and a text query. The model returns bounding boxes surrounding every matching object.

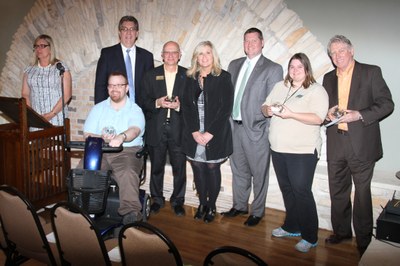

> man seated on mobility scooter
[80,71,145,225]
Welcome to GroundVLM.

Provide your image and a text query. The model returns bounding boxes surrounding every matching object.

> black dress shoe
[194,205,206,220]
[221,208,248,217]
[204,208,216,223]
[325,234,352,244]
[244,215,261,227]
[173,205,185,216]
[150,203,161,214]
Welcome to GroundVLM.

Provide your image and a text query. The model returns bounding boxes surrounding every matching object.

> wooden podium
[0,96,70,208]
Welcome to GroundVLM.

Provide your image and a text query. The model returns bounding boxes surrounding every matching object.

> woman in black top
[182,41,234,223]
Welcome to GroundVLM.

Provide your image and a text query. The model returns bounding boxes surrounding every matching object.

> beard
[110,93,125,103]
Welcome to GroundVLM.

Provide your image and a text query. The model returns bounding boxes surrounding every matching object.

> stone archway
[0,0,332,140]
[0,0,335,227]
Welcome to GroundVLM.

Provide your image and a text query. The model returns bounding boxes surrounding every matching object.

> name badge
[156,75,164,80]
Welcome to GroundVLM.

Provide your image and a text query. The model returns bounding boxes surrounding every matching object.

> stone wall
[2,0,398,230]
[0,0,332,141]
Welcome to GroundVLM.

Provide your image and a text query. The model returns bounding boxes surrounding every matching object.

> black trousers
[271,150,319,244]
[328,133,374,250]
[148,123,186,207]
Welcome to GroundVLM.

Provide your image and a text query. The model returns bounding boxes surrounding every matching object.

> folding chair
[50,201,119,266]
[203,245,268,266]
[118,221,183,266]
[0,185,58,265]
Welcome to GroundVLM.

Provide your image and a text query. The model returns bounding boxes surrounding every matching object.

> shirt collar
[121,43,136,54]
[164,64,178,74]
[106,97,131,110]
[246,53,262,66]
[336,60,355,76]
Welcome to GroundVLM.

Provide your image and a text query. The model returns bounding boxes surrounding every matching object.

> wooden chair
[0,185,58,265]
[50,201,119,266]
[118,221,183,266]
[203,246,268,266]
[1,221,7,254]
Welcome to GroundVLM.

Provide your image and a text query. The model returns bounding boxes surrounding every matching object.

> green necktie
[232,61,251,119]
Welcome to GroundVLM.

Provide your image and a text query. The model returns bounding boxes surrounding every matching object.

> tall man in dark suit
[323,35,394,256]
[141,41,187,216]
[222,28,283,226]
[94,15,154,106]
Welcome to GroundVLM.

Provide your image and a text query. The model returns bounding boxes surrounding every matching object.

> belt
[337,129,348,135]
[233,120,242,125]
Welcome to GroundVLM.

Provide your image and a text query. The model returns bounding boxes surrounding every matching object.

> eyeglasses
[162,51,180,56]
[120,27,137,32]
[108,84,127,89]
[33,44,50,50]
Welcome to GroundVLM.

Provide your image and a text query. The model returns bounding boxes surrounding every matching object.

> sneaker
[272,227,301,238]
[295,239,318,253]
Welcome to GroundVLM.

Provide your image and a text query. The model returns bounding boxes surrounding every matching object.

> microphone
[56,62,65,76]
[56,61,66,147]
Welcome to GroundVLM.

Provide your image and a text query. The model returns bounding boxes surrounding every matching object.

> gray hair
[327,35,353,55]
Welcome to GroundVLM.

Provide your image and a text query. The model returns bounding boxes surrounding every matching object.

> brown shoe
[325,234,352,244]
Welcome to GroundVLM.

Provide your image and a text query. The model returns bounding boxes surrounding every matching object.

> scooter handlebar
[67,141,123,152]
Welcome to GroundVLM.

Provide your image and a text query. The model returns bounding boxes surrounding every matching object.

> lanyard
[282,85,302,105]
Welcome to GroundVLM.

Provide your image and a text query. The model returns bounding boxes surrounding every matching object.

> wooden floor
[0,202,360,266]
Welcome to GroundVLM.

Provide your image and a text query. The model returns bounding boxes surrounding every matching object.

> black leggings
[190,161,221,209]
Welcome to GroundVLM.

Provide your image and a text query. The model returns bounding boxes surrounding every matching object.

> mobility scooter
[66,136,150,238]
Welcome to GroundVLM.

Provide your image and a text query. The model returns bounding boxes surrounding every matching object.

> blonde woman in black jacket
[182,41,234,223]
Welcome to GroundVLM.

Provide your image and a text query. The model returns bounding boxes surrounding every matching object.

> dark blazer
[141,65,187,146]
[94,43,154,106]
[323,61,394,162]
[182,70,234,161]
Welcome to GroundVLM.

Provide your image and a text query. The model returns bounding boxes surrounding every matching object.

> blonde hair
[32,34,58,65]
[186,41,222,79]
